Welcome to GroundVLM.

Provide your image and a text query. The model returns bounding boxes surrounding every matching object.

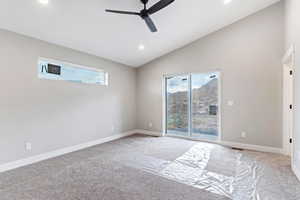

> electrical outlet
[148,122,153,128]
[228,100,234,106]
[25,142,32,151]
[112,126,115,132]
[241,132,247,138]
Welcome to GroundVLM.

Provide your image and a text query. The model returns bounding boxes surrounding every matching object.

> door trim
[162,71,222,142]
[282,45,295,157]
[283,66,294,156]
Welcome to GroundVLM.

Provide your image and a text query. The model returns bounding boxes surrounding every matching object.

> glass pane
[166,75,189,136]
[38,59,107,85]
[191,73,219,140]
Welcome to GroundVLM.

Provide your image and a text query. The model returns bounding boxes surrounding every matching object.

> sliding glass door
[165,72,220,141]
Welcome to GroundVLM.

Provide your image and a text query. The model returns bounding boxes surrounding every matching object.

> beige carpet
[0,134,299,200]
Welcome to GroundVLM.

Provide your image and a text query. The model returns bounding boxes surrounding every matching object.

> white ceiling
[0,0,280,67]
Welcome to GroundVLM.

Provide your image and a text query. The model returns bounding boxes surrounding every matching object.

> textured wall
[137,3,284,148]
[0,29,136,165]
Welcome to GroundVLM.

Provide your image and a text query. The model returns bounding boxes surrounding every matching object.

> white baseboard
[292,164,300,181]
[135,129,162,137]
[221,141,284,154]
[0,130,284,173]
[136,129,283,154]
[0,130,136,173]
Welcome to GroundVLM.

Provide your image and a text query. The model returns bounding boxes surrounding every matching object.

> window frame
[162,71,222,142]
[38,57,109,86]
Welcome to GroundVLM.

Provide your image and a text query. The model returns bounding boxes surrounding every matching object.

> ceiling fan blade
[105,9,140,16]
[147,0,175,15]
[144,16,158,32]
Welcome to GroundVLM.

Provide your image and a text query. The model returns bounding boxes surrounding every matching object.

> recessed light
[38,0,49,5]
[138,44,145,51]
[224,0,232,5]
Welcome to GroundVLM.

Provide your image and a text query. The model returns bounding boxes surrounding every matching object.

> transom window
[38,58,108,86]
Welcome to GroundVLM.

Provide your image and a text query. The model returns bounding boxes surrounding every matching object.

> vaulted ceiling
[0,0,280,67]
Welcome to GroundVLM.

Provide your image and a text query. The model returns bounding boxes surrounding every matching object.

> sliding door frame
[162,71,222,142]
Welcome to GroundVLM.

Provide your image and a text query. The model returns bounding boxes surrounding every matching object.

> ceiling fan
[105,0,175,33]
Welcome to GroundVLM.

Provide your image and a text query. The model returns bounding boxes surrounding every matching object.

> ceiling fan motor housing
[140,9,149,19]
[141,0,149,5]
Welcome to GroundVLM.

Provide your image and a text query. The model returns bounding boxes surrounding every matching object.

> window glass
[38,58,108,85]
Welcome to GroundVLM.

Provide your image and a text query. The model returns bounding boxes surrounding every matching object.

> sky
[167,72,219,94]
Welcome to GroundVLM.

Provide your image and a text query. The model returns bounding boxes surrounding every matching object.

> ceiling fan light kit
[106,0,175,33]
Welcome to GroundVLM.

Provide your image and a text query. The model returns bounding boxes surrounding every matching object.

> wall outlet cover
[25,142,32,151]
[241,132,247,138]
[148,122,153,128]
[228,100,234,106]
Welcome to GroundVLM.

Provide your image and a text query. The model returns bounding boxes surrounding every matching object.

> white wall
[136,3,284,148]
[285,0,300,179]
[0,29,136,165]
